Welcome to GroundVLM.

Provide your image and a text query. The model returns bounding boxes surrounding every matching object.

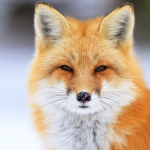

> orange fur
[28,2,150,150]
[31,104,47,136]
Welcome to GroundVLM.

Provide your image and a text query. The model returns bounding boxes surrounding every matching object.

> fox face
[28,2,150,150]
[27,3,150,150]
[28,3,140,116]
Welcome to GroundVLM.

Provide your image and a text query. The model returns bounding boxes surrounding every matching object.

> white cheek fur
[30,79,137,150]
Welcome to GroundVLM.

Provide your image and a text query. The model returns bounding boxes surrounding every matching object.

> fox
[28,2,150,150]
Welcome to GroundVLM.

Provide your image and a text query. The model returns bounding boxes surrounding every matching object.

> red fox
[28,2,150,150]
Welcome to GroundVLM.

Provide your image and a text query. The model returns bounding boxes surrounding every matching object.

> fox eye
[95,65,107,72]
[61,65,73,72]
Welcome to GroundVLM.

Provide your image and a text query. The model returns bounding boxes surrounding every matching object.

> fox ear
[99,3,134,48]
[34,2,69,43]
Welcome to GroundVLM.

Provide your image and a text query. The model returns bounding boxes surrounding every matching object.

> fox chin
[28,2,150,150]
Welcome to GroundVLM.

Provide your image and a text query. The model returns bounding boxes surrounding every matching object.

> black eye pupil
[61,65,106,73]
[95,65,107,72]
[61,65,73,72]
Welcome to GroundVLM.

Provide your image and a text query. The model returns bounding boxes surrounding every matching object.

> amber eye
[95,65,107,72]
[61,65,73,72]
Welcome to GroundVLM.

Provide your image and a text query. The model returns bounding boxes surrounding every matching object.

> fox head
[28,2,144,115]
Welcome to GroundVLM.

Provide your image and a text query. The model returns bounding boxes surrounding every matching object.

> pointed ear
[99,3,134,48]
[34,2,70,44]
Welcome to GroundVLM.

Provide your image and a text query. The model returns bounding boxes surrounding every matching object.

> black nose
[77,92,91,103]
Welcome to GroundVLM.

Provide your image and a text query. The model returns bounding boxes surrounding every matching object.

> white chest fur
[32,80,136,150]
[45,110,112,150]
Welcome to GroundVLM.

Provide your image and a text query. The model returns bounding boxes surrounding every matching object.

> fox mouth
[79,106,89,109]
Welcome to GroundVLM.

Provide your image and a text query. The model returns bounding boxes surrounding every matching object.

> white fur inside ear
[100,6,134,45]
[35,7,65,41]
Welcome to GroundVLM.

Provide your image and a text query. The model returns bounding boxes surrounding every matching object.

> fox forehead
[40,36,126,70]
[36,17,128,68]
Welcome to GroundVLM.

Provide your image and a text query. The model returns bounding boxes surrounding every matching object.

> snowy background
[0,0,150,150]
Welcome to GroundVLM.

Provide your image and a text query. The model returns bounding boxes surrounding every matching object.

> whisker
[41,99,67,107]
[93,96,100,101]
[32,92,67,100]
[101,91,127,95]
[32,93,67,101]
[100,96,121,106]
[29,82,67,93]
[99,100,115,112]
[55,101,67,109]
[63,102,69,112]
[37,86,66,92]
[98,101,106,111]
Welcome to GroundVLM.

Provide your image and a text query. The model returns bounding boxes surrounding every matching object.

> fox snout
[77,92,91,103]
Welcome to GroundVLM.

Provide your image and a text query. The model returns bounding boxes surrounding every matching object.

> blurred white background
[0,0,150,150]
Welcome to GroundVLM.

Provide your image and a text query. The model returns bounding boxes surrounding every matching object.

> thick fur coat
[28,2,150,150]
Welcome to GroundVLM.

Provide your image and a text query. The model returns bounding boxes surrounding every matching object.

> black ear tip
[119,2,134,9]
[35,2,53,8]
